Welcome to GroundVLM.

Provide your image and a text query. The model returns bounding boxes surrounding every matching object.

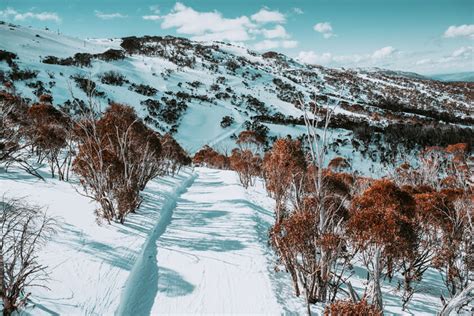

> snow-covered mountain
[1,22,473,316]
[1,21,472,175]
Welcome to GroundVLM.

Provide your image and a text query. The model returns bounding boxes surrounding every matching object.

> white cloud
[262,25,289,39]
[415,46,473,71]
[161,2,254,42]
[143,15,161,21]
[95,11,127,20]
[0,7,61,22]
[149,5,160,14]
[143,5,161,20]
[313,22,334,39]
[251,8,285,24]
[254,39,298,51]
[293,8,304,15]
[297,51,333,64]
[451,46,473,57]
[282,40,298,48]
[443,24,474,39]
[372,46,396,59]
[297,46,398,66]
[159,3,296,49]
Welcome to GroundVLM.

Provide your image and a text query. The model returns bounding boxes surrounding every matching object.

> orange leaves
[229,148,261,188]
[262,138,306,209]
[72,103,180,223]
[324,299,382,316]
[348,179,417,259]
[193,145,229,169]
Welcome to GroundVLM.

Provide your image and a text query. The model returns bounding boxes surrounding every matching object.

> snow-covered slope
[1,22,472,165]
[1,166,449,315]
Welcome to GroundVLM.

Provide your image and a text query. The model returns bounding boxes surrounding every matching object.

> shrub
[27,102,72,180]
[324,299,381,316]
[100,71,128,86]
[9,68,38,81]
[73,103,163,223]
[0,49,18,67]
[220,115,234,128]
[0,197,56,316]
[129,83,157,96]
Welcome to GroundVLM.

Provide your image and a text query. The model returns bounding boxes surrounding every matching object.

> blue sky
[1,0,473,74]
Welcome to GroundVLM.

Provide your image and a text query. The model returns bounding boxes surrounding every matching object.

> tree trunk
[438,282,474,316]
[372,248,383,311]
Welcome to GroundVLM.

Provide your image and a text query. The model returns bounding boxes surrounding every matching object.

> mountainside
[1,21,473,316]
[1,21,473,174]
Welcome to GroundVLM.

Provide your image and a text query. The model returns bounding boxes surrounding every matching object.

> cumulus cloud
[443,24,474,39]
[254,39,297,51]
[251,8,285,24]
[261,25,289,39]
[297,46,398,66]
[0,7,61,22]
[372,46,396,59]
[95,11,127,20]
[313,22,334,38]
[161,2,254,42]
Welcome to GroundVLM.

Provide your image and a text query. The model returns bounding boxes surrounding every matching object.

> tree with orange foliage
[27,102,72,180]
[0,89,29,167]
[393,143,473,312]
[236,130,264,154]
[262,138,306,222]
[348,179,417,311]
[73,103,162,223]
[193,145,229,169]
[229,148,261,188]
[160,133,190,176]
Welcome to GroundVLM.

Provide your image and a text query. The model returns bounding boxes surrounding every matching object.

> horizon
[1,1,473,75]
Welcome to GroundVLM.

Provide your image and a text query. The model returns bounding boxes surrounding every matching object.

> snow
[1,165,451,315]
[1,23,469,315]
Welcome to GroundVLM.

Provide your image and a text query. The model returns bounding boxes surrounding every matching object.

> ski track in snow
[116,167,286,315]
[116,172,198,315]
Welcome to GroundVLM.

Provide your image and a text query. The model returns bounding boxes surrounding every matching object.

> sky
[1,0,473,75]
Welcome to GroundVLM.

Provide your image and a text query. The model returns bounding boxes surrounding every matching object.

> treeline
[0,87,190,224]
[192,132,473,315]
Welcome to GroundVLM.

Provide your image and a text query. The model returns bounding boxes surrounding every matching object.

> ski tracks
[116,172,198,316]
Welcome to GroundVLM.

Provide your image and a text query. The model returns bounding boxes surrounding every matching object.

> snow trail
[116,173,198,316]
[140,167,282,314]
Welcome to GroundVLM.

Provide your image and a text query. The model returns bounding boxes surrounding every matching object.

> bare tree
[0,197,55,316]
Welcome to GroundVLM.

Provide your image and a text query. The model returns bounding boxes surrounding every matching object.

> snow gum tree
[26,100,73,180]
[348,179,417,311]
[73,103,163,223]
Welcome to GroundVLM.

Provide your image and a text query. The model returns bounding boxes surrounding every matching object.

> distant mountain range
[429,71,474,82]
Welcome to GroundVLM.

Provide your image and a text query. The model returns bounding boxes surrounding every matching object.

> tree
[73,103,162,223]
[229,148,261,189]
[193,145,229,169]
[0,197,55,316]
[26,102,72,180]
[262,138,306,222]
[348,179,417,311]
[160,133,190,176]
